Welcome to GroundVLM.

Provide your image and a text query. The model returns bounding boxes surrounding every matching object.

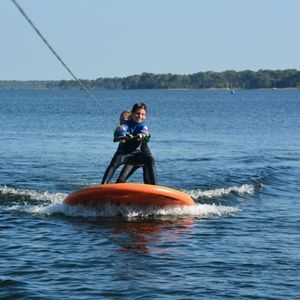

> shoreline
[1,69,300,90]
[0,86,299,91]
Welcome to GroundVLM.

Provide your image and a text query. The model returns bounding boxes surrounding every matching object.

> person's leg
[142,166,150,184]
[126,152,157,185]
[101,154,123,184]
[144,155,157,185]
[116,165,140,183]
[110,151,157,185]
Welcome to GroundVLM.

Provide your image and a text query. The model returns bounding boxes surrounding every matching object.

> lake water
[0,89,299,299]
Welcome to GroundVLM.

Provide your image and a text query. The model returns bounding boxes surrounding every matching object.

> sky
[0,0,299,80]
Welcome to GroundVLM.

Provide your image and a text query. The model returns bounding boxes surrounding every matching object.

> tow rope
[11,0,119,126]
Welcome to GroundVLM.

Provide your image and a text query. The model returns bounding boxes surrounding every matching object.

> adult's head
[131,102,147,123]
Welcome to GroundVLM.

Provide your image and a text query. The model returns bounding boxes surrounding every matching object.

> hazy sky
[1,0,299,80]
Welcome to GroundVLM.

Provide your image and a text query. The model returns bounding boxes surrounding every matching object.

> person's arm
[136,125,151,141]
[113,125,128,143]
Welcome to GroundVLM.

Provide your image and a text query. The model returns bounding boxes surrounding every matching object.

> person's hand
[117,125,126,131]
[136,133,147,141]
[126,132,133,140]
[145,129,151,137]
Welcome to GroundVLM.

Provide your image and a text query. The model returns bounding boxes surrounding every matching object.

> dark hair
[131,102,147,114]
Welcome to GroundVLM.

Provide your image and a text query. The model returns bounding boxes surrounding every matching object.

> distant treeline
[1,69,300,90]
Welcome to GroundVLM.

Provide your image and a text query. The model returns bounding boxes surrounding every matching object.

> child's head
[131,102,147,123]
[119,110,131,124]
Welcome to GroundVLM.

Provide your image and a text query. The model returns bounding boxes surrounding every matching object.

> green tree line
[1,69,300,90]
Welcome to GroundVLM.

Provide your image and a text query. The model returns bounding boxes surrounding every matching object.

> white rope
[11,0,119,126]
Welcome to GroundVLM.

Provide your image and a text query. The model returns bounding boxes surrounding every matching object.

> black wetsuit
[116,140,153,183]
[101,120,157,185]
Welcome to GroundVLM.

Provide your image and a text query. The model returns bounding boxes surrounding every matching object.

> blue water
[0,89,299,299]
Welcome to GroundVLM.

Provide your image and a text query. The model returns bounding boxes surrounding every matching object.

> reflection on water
[86,217,195,254]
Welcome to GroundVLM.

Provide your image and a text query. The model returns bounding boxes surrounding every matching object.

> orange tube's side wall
[64,183,195,207]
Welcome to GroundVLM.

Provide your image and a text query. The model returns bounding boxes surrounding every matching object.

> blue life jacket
[114,119,149,154]
[117,119,148,137]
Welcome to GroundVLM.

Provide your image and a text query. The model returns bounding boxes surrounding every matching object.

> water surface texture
[0,89,299,299]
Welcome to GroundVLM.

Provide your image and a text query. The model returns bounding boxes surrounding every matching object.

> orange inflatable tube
[64,183,195,207]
